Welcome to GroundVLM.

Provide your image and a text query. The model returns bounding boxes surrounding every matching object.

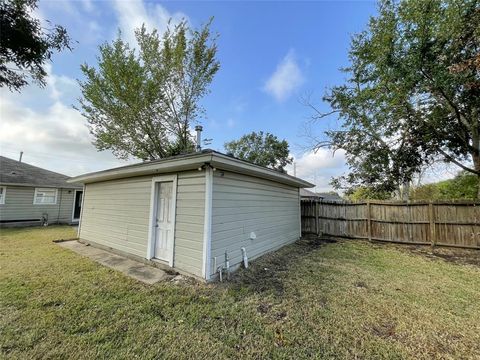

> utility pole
[19,151,23,162]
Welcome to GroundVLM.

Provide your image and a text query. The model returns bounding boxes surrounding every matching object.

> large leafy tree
[77,20,220,160]
[411,171,478,200]
[224,131,293,172]
[307,0,480,197]
[0,0,72,91]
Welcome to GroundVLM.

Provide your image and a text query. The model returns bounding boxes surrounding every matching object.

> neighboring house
[300,188,321,200]
[0,156,83,227]
[317,192,343,201]
[300,189,343,202]
[69,149,313,281]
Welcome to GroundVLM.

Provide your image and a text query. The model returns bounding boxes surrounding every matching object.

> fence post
[315,200,320,236]
[429,202,436,249]
[367,200,372,242]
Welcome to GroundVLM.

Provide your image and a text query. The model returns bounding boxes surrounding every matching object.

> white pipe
[224,250,230,280]
[241,247,248,268]
[218,265,223,282]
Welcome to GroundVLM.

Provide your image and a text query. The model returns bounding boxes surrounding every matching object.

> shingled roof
[0,156,82,189]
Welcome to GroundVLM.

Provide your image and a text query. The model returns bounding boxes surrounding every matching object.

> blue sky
[1,0,383,191]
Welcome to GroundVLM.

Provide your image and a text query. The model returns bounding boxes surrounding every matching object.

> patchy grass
[1,226,479,359]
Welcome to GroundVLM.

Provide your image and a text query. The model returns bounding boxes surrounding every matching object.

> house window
[34,188,58,205]
[0,186,5,204]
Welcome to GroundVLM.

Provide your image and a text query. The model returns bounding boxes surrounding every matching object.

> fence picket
[301,199,480,249]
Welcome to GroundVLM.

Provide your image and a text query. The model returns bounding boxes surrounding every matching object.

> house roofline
[68,150,314,188]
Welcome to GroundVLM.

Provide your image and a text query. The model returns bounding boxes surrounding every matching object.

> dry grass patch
[1,226,479,359]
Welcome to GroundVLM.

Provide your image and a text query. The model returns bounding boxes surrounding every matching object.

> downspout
[202,166,213,280]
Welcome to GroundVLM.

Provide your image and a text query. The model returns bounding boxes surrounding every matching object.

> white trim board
[146,174,177,267]
[0,186,6,205]
[202,167,213,280]
[77,185,86,238]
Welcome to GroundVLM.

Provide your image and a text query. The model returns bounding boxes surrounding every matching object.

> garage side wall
[79,176,152,257]
[79,171,205,276]
[174,171,205,276]
[209,171,301,277]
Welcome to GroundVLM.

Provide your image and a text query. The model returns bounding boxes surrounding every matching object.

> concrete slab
[58,240,168,284]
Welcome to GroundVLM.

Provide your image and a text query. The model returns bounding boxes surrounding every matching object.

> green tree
[224,131,293,172]
[409,184,440,201]
[307,0,480,197]
[77,20,220,160]
[0,0,72,91]
[346,186,392,201]
[411,171,478,200]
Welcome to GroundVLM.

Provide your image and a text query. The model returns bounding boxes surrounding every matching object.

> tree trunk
[473,154,480,200]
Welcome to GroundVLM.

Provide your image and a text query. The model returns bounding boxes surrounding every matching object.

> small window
[34,188,57,205]
[0,186,5,204]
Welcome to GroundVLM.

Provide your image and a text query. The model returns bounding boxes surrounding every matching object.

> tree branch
[438,148,479,175]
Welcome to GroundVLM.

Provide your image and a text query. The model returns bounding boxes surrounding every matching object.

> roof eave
[0,181,82,189]
[210,153,314,188]
[68,152,314,188]
[68,153,214,184]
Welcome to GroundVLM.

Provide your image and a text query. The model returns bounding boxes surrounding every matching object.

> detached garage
[69,150,313,281]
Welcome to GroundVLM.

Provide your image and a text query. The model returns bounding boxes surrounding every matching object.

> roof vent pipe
[195,125,203,152]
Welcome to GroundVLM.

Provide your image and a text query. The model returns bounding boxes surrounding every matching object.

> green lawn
[1,226,479,359]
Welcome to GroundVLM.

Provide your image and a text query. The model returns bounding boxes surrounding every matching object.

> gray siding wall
[79,171,205,277]
[210,171,301,277]
[0,185,75,224]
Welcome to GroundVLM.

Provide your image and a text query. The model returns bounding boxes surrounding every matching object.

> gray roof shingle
[300,188,343,201]
[0,156,82,189]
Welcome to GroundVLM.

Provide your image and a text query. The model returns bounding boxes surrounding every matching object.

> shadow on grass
[227,235,335,297]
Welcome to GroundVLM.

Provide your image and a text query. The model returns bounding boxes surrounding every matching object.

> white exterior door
[154,181,174,261]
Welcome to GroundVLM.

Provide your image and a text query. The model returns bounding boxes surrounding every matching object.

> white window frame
[0,186,6,205]
[33,188,58,205]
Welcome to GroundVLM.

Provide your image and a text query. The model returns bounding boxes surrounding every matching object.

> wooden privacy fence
[301,200,480,249]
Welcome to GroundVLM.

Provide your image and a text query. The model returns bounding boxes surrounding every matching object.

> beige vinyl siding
[0,185,75,223]
[79,176,152,257]
[210,171,300,277]
[79,171,205,276]
[174,171,205,276]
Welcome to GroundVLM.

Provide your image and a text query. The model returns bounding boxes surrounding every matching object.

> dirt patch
[227,236,334,296]
[257,303,272,314]
[391,244,480,267]
[353,280,368,289]
[369,321,397,339]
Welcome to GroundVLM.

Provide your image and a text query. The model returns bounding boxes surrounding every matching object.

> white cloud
[111,0,187,47]
[0,71,134,177]
[286,149,347,192]
[263,50,305,102]
[81,0,95,13]
[227,118,235,128]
